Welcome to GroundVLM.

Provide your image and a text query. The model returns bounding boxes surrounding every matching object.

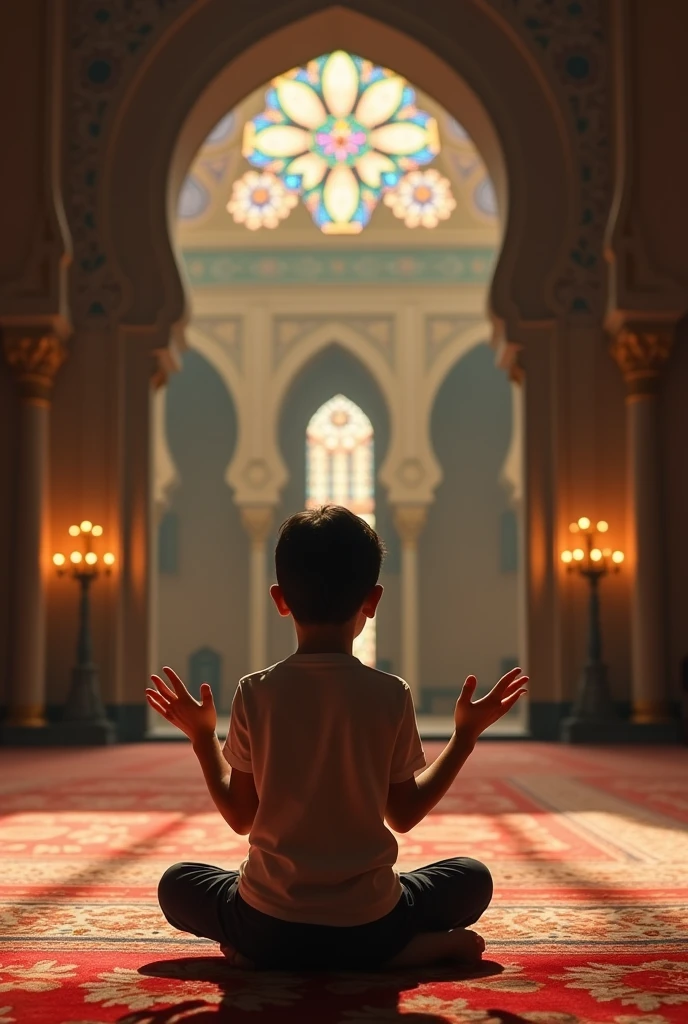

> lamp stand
[561,570,678,743]
[58,572,115,744]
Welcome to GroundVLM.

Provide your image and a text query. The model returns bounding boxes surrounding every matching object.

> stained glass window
[306,395,376,667]
[229,50,451,234]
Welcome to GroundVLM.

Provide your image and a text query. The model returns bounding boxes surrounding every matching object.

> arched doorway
[98,3,577,733]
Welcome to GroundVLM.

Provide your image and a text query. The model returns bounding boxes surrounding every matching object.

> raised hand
[453,667,528,743]
[145,666,217,744]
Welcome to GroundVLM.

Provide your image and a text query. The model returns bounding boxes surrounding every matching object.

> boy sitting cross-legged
[146,505,528,972]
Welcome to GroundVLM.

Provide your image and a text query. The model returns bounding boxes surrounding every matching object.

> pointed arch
[306,393,377,666]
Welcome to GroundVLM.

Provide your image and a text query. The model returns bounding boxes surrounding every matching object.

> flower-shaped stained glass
[306,395,376,666]
[243,51,440,234]
[384,168,456,228]
[226,170,298,230]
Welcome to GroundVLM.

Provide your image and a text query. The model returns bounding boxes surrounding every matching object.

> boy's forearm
[406,729,475,830]
[191,732,236,831]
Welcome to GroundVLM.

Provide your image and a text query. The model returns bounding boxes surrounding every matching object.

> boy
[146,505,528,971]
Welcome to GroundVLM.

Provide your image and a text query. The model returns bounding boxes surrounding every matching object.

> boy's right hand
[453,668,528,743]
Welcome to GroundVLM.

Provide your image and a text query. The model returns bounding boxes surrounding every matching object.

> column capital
[240,504,275,545]
[393,504,429,545]
[608,322,673,397]
[3,325,68,402]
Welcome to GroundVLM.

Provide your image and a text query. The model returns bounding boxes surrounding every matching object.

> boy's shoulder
[237,662,282,688]
[237,658,410,693]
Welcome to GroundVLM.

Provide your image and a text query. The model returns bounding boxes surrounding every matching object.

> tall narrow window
[306,394,376,667]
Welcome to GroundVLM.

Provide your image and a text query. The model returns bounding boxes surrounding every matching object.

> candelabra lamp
[52,521,116,744]
[559,517,625,743]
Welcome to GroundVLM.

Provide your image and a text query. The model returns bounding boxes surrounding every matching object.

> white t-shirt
[222,652,427,926]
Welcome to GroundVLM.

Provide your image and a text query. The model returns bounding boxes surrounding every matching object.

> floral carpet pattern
[1,742,686,1023]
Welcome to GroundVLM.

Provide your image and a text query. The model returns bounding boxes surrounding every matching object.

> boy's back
[223,652,426,926]
[149,506,527,970]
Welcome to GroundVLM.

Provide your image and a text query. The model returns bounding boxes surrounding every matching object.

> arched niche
[422,342,519,701]
[155,347,248,712]
[103,3,575,341]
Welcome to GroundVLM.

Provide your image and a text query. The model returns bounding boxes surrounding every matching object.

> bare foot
[220,943,257,969]
[380,928,485,969]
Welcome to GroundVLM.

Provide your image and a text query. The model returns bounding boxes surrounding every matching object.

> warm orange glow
[596,521,609,533]
[103,552,116,566]
[92,525,103,537]
[68,525,80,537]
[572,548,585,561]
[561,550,573,563]
[85,552,98,565]
[53,553,66,567]
[577,517,591,530]
[80,520,93,533]
[603,547,612,557]
[590,548,602,561]
[569,522,580,533]
[612,550,625,564]
[70,551,82,564]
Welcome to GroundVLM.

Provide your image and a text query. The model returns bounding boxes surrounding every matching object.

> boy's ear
[270,584,291,617]
[362,584,384,619]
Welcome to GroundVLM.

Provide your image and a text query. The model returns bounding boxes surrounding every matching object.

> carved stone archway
[72,0,594,729]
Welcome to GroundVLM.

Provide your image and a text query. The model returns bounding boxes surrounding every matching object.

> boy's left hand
[146,667,217,744]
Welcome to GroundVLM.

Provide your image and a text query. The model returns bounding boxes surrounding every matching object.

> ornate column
[240,505,275,672]
[610,323,672,724]
[2,326,68,730]
[392,504,428,704]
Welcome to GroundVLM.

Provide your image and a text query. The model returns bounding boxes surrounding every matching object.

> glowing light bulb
[68,525,80,537]
[612,550,624,564]
[70,551,82,564]
[569,522,580,533]
[53,553,66,567]
[80,520,93,533]
[572,548,585,561]
[85,552,98,565]
[103,552,115,566]
[91,525,103,537]
[590,548,602,561]
[577,517,591,530]
[561,550,573,563]
[597,521,609,533]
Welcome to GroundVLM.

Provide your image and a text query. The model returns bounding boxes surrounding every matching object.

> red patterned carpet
[1,741,687,1024]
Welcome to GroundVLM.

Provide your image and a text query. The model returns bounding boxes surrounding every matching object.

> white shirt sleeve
[389,682,427,783]
[222,682,253,772]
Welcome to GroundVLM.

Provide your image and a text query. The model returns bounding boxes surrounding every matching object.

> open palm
[454,667,528,743]
[145,666,217,743]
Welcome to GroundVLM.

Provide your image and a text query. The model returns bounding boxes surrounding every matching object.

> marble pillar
[2,326,67,729]
[392,504,428,705]
[610,323,673,724]
[240,505,275,672]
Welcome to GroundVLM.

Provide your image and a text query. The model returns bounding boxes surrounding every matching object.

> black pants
[158,857,493,970]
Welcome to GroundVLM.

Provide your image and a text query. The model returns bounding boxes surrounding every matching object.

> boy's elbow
[385,814,411,835]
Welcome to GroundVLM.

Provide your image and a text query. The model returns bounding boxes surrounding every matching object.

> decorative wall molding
[272,315,394,369]
[181,248,495,288]
[192,317,243,373]
[65,0,611,325]
[425,314,479,369]
[494,0,611,317]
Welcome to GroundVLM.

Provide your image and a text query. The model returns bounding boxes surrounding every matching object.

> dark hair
[275,505,385,624]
